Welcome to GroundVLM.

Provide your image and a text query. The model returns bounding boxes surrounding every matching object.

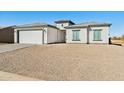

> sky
[0,11,123,37]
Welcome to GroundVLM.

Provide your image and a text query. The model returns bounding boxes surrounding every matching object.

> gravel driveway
[0,44,124,80]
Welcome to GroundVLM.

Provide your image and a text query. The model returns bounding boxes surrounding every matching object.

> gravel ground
[0,43,8,45]
[0,71,39,81]
[0,44,124,80]
[112,40,124,46]
[0,44,34,53]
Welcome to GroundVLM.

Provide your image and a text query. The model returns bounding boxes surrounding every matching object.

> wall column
[14,29,17,43]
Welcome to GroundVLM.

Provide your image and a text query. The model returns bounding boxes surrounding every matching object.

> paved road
[0,44,34,53]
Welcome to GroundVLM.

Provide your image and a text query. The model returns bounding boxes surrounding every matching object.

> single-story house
[14,23,65,44]
[0,26,15,43]
[55,20,111,44]
[0,20,111,44]
[65,22,111,44]
[0,23,65,44]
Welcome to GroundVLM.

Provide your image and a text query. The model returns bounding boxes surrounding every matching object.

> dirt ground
[0,44,124,80]
[0,71,39,80]
[0,43,7,45]
[112,40,124,45]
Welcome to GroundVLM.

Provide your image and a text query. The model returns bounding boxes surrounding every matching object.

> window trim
[72,39,80,41]
[93,29,102,41]
[72,30,80,41]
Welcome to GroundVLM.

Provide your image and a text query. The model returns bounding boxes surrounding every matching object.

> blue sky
[0,11,123,37]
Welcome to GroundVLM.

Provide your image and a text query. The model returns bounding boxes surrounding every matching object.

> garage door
[19,30,43,44]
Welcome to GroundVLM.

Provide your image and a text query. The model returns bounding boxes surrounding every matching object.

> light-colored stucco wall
[57,30,65,42]
[89,26,109,44]
[42,28,48,44]
[66,28,87,43]
[66,26,110,44]
[15,26,64,44]
[47,27,58,43]
[47,27,62,43]
[56,23,69,30]
[14,29,17,43]
[47,27,65,43]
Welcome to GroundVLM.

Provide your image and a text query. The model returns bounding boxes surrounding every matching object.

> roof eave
[55,20,75,24]
[65,24,112,29]
[15,25,59,29]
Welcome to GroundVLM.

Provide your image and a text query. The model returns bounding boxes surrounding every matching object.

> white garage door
[19,30,43,44]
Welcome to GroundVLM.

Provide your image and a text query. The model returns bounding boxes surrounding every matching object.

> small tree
[121,35,124,40]
[112,36,117,40]
[112,36,122,40]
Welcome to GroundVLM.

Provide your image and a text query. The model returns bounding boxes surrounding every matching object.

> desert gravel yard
[0,44,124,80]
[0,71,39,80]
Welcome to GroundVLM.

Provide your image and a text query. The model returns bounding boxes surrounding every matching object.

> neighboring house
[0,26,15,43]
[0,20,111,44]
[64,22,111,44]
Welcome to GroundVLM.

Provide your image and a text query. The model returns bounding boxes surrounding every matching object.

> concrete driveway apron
[0,44,34,53]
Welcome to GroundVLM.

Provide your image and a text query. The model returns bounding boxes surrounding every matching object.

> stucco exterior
[14,24,65,44]
[89,26,110,44]
[66,26,110,44]
[47,27,58,43]
[66,28,87,43]
[55,20,75,30]
[56,23,70,30]
[47,27,65,43]
[0,21,111,44]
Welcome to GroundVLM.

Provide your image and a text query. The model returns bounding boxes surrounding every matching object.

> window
[93,29,102,41]
[72,30,80,41]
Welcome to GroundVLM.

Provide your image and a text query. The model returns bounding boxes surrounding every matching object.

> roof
[55,20,75,24]
[0,26,16,29]
[65,22,112,28]
[15,23,58,29]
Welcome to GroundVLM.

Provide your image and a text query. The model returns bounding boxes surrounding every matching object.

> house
[14,23,65,44]
[64,21,111,44]
[0,20,111,44]
[0,26,15,43]
[54,20,75,43]
[55,20,75,30]
[0,23,65,44]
